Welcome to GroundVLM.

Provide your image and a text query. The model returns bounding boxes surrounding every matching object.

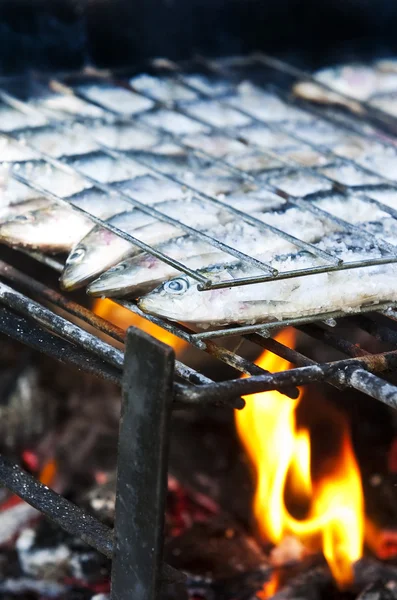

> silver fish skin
[0,197,50,225]
[0,186,130,253]
[0,174,194,252]
[0,204,95,253]
[60,194,271,291]
[87,215,294,298]
[87,192,346,298]
[139,231,397,327]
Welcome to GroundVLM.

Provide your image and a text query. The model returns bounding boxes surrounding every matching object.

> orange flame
[235,329,364,591]
[93,298,187,355]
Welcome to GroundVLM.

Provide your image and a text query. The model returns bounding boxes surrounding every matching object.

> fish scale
[139,229,397,327]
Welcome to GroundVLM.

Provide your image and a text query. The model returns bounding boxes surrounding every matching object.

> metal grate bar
[1,81,385,270]
[0,453,183,584]
[154,60,397,254]
[0,304,123,386]
[0,256,245,406]
[189,300,397,339]
[3,76,397,289]
[0,92,279,279]
[254,53,397,131]
[175,349,397,406]
[56,73,397,262]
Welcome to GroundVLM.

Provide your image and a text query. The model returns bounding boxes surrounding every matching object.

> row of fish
[2,66,397,326]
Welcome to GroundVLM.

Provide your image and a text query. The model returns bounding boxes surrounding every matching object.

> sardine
[0,197,50,225]
[139,230,397,327]
[86,202,330,297]
[293,62,397,115]
[60,194,279,290]
[0,174,193,252]
[0,203,96,253]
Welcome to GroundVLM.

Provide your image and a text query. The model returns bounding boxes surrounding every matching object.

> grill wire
[1,54,397,408]
[2,54,397,598]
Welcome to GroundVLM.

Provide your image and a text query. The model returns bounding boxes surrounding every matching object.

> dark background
[1,0,397,73]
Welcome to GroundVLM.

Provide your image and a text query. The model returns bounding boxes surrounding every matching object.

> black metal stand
[111,328,175,600]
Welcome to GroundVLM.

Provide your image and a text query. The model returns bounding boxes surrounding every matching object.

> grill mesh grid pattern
[2,55,397,355]
[3,55,397,296]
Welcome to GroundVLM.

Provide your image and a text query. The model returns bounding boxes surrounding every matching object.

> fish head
[87,253,163,298]
[60,226,133,291]
[0,204,92,252]
[87,258,136,297]
[139,275,215,323]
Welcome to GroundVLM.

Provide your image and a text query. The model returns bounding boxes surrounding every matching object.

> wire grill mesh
[2,55,397,340]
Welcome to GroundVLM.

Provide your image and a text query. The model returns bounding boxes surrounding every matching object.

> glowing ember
[93,298,187,354]
[235,329,364,591]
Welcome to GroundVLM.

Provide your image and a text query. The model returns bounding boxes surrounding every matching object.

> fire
[235,329,364,591]
[93,298,187,355]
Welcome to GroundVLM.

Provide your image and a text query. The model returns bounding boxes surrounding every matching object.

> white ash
[0,503,38,546]
[0,577,65,597]
[17,527,71,579]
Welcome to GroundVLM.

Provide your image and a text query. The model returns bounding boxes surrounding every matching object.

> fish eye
[67,246,86,264]
[13,213,35,223]
[163,277,189,295]
[112,262,128,273]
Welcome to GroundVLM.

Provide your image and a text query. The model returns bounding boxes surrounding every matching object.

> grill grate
[2,55,397,599]
[3,55,397,294]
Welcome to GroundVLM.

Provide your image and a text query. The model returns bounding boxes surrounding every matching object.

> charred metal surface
[299,323,371,358]
[175,350,397,406]
[0,260,126,344]
[111,328,175,600]
[0,454,183,585]
[0,280,125,370]
[0,305,122,386]
[347,369,397,410]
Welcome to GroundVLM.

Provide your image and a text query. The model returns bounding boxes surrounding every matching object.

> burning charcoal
[268,564,333,600]
[0,577,66,597]
[357,580,397,600]
[16,520,110,587]
[0,364,55,453]
[81,471,116,527]
[186,568,271,600]
[364,473,397,560]
[353,559,397,593]
[0,504,40,548]
[165,517,269,581]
